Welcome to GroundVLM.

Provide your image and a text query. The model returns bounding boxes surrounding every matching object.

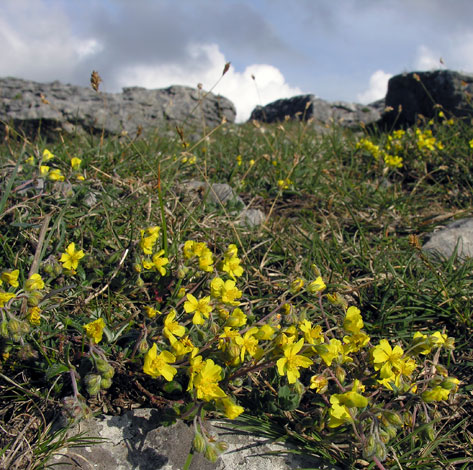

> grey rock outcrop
[423,218,473,260]
[48,410,339,470]
[0,77,236,140]
[378,69,473,128]
[249,94,382,129]
[179,180,265,227]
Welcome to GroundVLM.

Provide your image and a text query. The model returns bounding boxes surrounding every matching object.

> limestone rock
[178,180,264,226]
[378,69,473,128]
[423,218,473,260]
[0,77,236,140]
[249,94,382,129]
[48,410,340,470]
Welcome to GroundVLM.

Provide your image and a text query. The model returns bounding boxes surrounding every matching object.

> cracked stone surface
[48,409,340,470]
[423,218,473,260]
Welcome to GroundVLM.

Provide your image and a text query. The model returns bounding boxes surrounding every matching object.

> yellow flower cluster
[137,226,169,276]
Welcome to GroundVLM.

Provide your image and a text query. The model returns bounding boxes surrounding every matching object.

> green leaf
[46,363,69,380]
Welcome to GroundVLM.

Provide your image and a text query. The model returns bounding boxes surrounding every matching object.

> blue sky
[2,0,473,121]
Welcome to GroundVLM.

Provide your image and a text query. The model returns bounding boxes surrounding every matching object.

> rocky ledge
[0,77,236,140]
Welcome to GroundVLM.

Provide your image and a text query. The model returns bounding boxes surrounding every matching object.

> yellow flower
[328,380,368,428]
[316,338,343,366]
[430,331,454,349]
[220,256,243,280]
[343,306,364,334]
[169,335,197,358]
[25,273,45,291]
[143,343,177,381]
[48,169,65,181]
[220,279,242,306]
[40,165,50,176]
[384,153,403,169]
[255,324,276,340]
[328,397,353,428]
[60,242,85,271]
[152,250,169,276]
[210,277,224,298]
[28,306,41,325]
[309,375,328,393]
[140,227,160,255]
[290,278,304,294]
[0,292,16,307]
[70,157,82,169]
[193,359,227,401]
[235,327,260,362]
[277,178,292,190]
[299,320,323,345]
[184,294,213,325]
[224,244,239,259]
[198,252,214,272]
[343,332,370,353]
[83,318,106,344]
[187,355,204,391]
[421,386,451,402]
[372,339,404,379]
[307,276,326,294]
[163,310,185,339]
[276,338,313,384]
[42,149,55,161]
[411,332,432,355]
[225,307,247,328]
[1,269,20,288]
[218,397,244,419]
[144,306,160,319]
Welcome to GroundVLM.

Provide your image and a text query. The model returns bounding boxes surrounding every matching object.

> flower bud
[231,377,243,387]
[177,266,189,279]
[138,338,150,354]
[136,275,144,287]
[421,422,435,441]
[335,366,346,384]
[84,373,102,396]
[100,377,113,389]
[133,263,142,273]
[441,377,460,391]
[1,321,9,338]
[374,439,387,461]
[215,441,228,453]
[18,344,38,361]
[209,322,219,335]
[43,263,54,275]
[227,343,240,359]
[290,278,304,294]
[293,380,305,396]
[310,264,321,277]
[383,410,403,428]
[204,444,218,463]
[53,263,63,276]
[95,358,114,378]
[27,290,43,307]
[8,319,22,334]
[363,435,377,459]
[192,432,206,453]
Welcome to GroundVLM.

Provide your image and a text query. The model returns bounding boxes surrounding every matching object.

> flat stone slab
[48,409,339,470]
[423,218,473,260]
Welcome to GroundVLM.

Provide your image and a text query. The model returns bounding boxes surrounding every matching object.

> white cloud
[357,70,392,103]
[116,43,302,122]
[414,45,442,70]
